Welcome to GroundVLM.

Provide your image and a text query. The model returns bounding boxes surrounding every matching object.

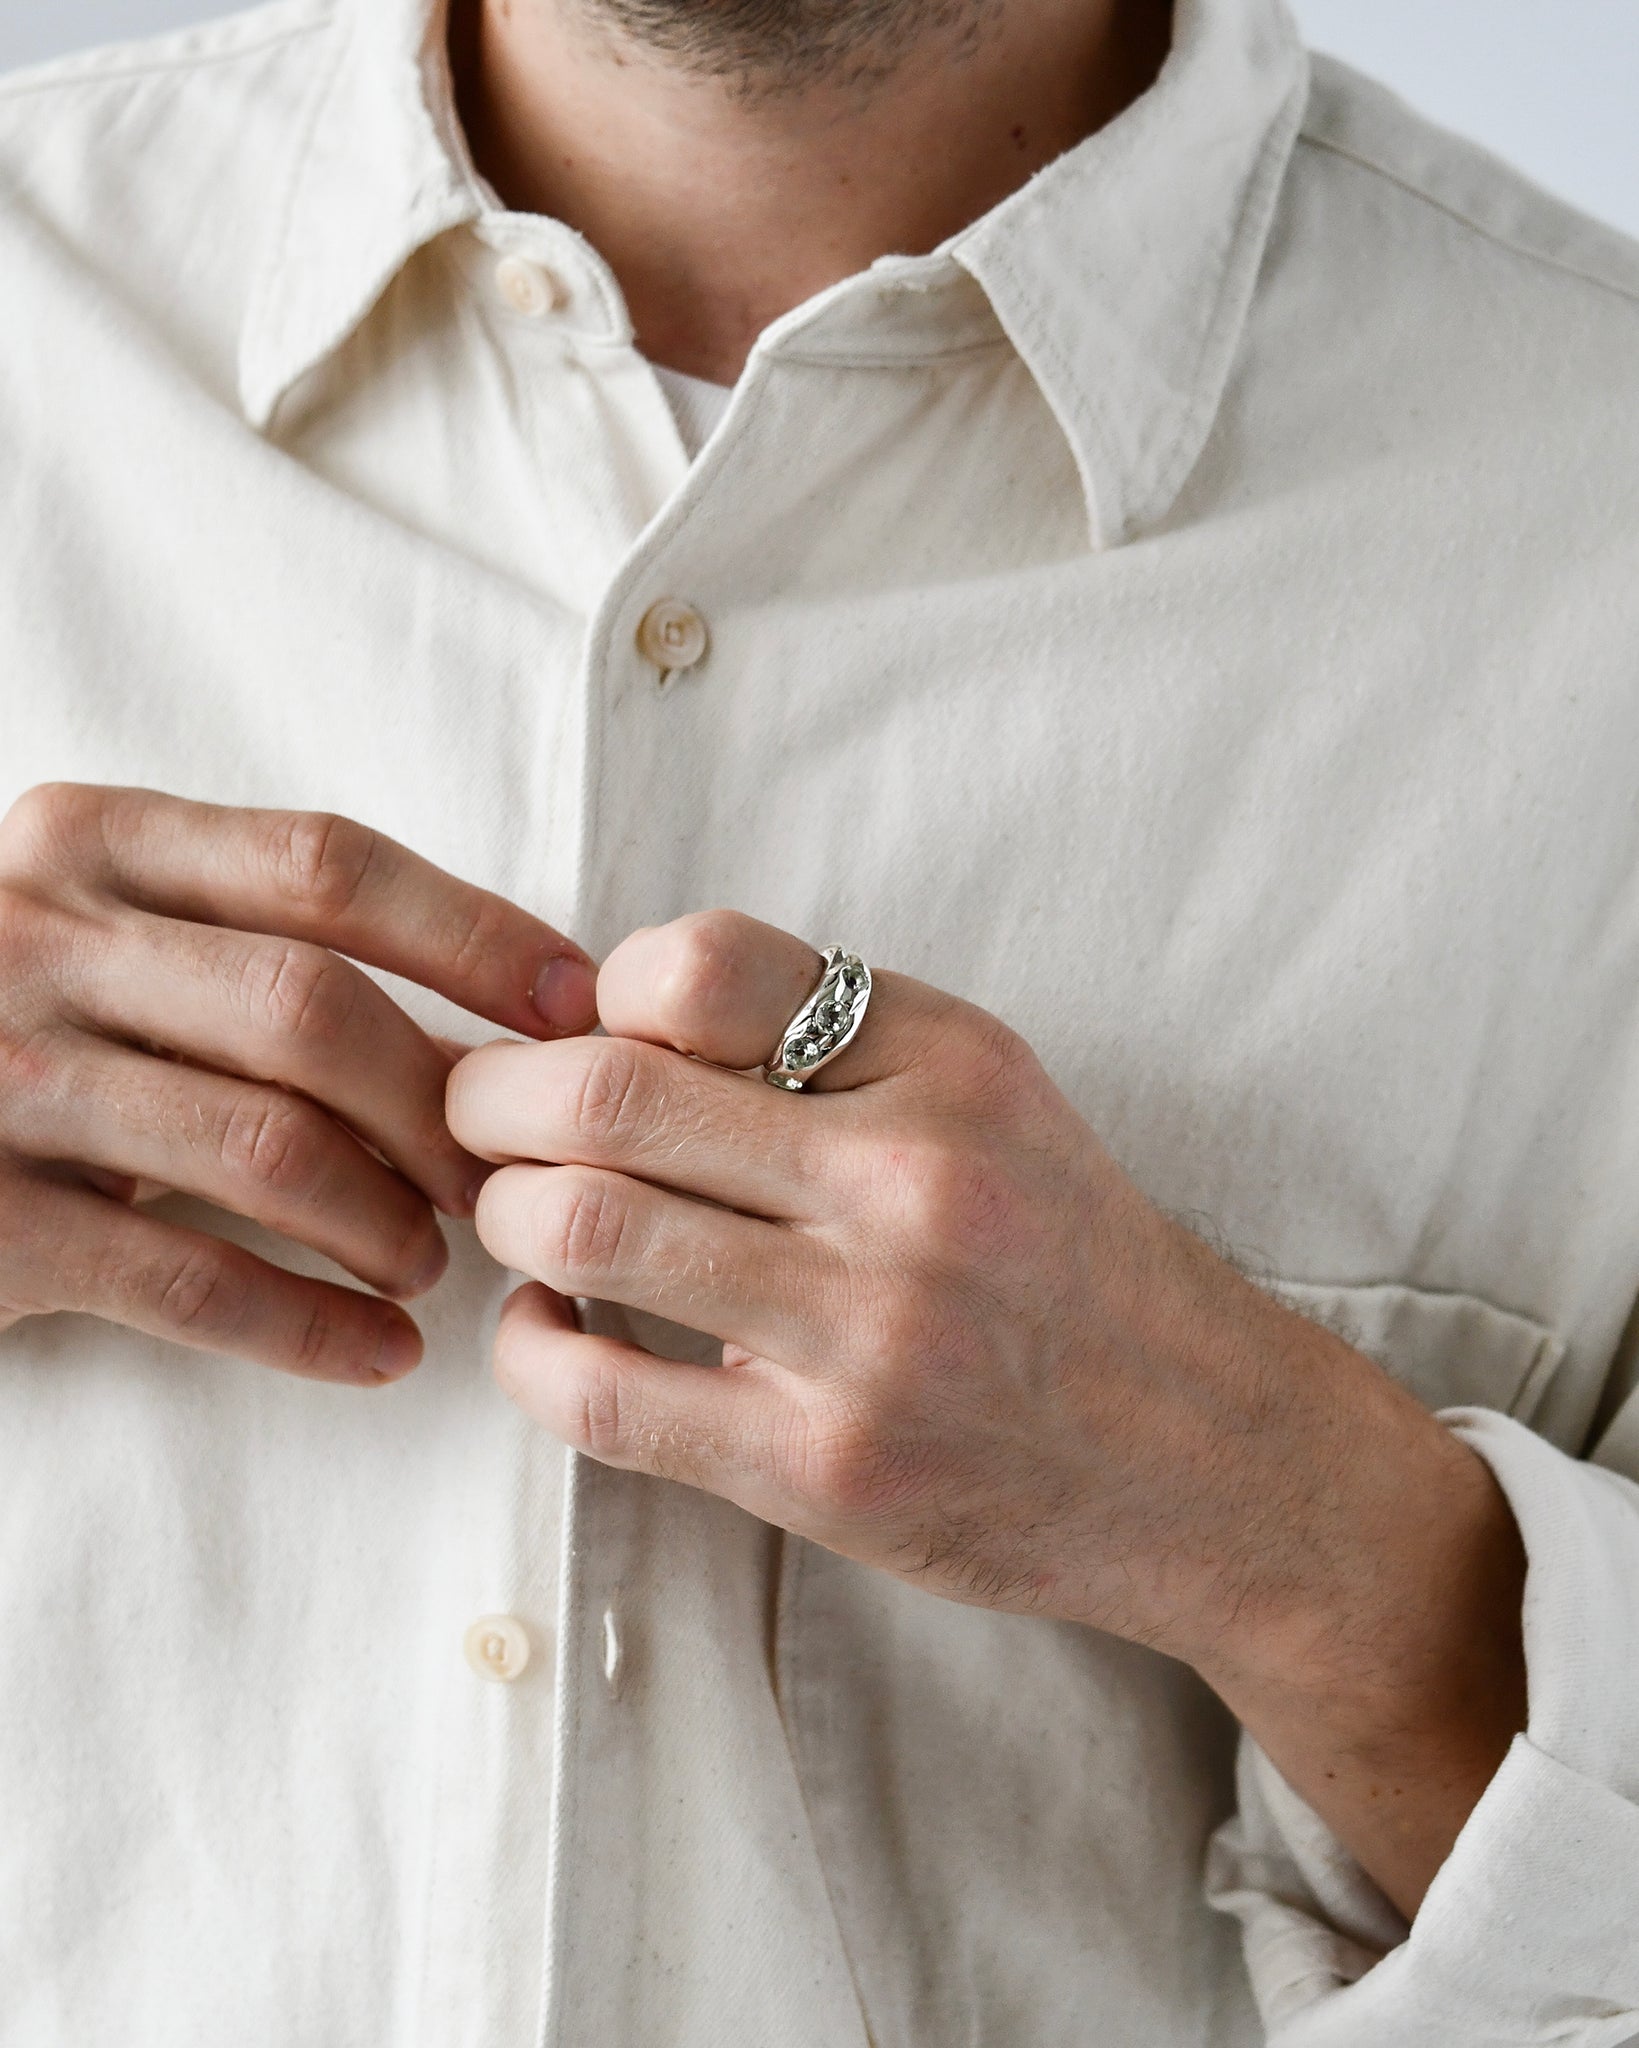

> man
[2,0,1637,2039]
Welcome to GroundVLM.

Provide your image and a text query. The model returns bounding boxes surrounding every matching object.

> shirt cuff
[1205,1407,1639,2045]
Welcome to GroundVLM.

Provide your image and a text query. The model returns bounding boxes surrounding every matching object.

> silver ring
[764,946,873,1090]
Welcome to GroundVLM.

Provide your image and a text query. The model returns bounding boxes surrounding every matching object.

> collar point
[236,323,293,434]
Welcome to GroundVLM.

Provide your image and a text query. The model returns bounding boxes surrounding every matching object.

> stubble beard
[569,0,1005,100]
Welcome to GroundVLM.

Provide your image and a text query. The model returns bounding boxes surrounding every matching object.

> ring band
[764,946,873,1090]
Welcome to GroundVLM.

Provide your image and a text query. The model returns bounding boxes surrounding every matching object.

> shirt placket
[529,339,873,2048]
[406,222,696,2048]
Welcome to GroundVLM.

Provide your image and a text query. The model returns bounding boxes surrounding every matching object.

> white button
[463,1613,532,1683]
[637,599,709,673]
[495,255,560,318]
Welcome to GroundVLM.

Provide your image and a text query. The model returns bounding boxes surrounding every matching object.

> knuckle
[537,1171,631,1283]
[245,940,357,1048]
[855,1281,935,1366]
[566,1039,649,1150]
[439,889,517,984]
[0,782,104,876]
[266,811,380,922]
[0,1022,71,1143]
[572,1356,629,1463]
[799,1397,920,1521]
[155,1244,247,1339]
[562,1357,705,1485]
[874,1135,1012,1263]
[836,1224,963,1365]
[650,909,750,1034]
[219,1089,325,1198]
[953,1009,1038,1115]
[842,1255,964,1387]
[290,1297,346,1378]
[0,879,61,999]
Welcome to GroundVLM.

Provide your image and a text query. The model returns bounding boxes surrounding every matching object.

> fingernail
[408,1232,450,1295]
[371,1320,422,1383]
[532,954,598,1035]
[382,1231,450,1299]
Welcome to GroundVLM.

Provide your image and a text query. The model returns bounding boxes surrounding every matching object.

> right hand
[0,784,598,1385]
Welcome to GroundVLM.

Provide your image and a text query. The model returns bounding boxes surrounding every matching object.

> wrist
[1213,1450,1525,1747]
[1174,1278,1520,1711]
[1191,1355,1528,1908]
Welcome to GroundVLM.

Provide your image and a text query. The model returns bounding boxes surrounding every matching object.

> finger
[29,785,598,1039]
[17,1038,448,1299]
[62,910,483,1215]
[78,1168,176,1206]
[475,1163,825,1354]
[596,910,950,1091]
[447,1033,826,1218]
[1,1172,423,1384]
[494,1283,791,1507]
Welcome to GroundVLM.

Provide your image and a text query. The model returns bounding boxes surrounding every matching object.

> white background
[0,1,1635,240]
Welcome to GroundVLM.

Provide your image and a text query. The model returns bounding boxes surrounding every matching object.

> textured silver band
[763,946,873,1091]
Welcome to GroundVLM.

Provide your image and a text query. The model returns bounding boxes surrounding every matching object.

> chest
[5,322,1636,1386]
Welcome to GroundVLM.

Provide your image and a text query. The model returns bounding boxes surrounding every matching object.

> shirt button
[463,1613,532,1683]
[637,599,710,673]
[494,254,560,318]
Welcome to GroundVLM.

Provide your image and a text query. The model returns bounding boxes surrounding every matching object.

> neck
[452,0,1172,383]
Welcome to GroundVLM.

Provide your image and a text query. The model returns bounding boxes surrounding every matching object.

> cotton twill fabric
[3,0,1639,2042]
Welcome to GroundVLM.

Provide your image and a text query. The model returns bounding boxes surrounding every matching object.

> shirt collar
[955,0,1307,544]
[238,0,485,433]
[239,0,1308,548]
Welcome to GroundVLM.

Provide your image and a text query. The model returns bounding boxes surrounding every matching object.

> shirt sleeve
[1204,1405,1639,2047]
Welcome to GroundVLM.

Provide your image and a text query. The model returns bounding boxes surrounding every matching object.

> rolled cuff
[1206,1409,1639,2045]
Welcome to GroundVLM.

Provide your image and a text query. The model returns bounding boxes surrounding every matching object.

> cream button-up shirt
[6,1,1639,2042]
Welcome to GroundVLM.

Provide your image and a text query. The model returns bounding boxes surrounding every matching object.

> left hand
[445,910,1501,1683]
